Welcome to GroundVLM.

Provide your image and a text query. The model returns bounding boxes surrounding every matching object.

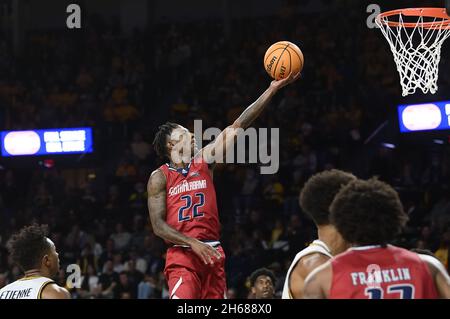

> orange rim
[376,8,450,29]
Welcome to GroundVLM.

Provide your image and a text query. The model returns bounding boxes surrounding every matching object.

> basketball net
[376,11,450,96]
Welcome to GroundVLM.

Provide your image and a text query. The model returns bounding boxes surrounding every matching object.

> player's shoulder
[386,244,412,253]
[300,251,331,265]
[417,253,447,277]
[295,252,331,277]
[149,167,167,181]
[329,247,362,268]
[40,283,71,299]
[387,245,423,261]
[148,168,167,190]
[290,242,330,274]
[304,258,333,285]
[292,240,331,266]
[190,154,215,176]
[0,281,14,292]
[152,160,170,173]
[150,166,164,176]
[191,154,211,169]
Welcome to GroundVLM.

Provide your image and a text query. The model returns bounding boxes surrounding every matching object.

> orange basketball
[263,41,304,80]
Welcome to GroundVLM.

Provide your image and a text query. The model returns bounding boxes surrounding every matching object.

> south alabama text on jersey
[160,158,220,241]
[168,179,207,197]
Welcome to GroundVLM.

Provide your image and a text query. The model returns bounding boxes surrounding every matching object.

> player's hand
[190,239,222,265]
[270,71,301,90]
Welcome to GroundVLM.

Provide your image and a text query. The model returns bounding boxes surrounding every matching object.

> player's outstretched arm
[289,253,330,299]
[234,71,301,129]
[199,71,300,165]
[147,169,221,265]
[302,261,332,299]
[419,254,450,298]
[41,283,71,299]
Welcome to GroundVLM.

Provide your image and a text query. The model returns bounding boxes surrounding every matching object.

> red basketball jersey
[329,245,438,299]
[159,157,220,241]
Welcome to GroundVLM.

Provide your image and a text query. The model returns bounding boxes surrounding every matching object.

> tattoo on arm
[199,86,277,165]
[233,86,276,129]
[147,169,195,246]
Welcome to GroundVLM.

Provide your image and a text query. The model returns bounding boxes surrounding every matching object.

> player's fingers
[199,253,207,264]
[207,248,221,261]
[196,250,208,264]
[215,251,222,260]
[212,248,222,260]
[283,71,293,82]
[205,247,220,263]
[287,72,299,84]
[205,250,215,264]
[293,72,301,80]
[200,247,212,261]
[276,72,291,83]
[204,252,213,265]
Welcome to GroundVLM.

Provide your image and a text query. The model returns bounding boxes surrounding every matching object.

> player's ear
[42,254,51,267]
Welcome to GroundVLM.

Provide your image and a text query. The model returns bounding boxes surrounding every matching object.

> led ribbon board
[398,101,450,133]
[1,127,93,157]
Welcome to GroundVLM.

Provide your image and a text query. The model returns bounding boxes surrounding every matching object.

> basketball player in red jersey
[147,72,300,299]
[303,178,450,299]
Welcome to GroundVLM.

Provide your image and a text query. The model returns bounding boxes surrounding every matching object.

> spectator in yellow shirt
[434,229,450,272]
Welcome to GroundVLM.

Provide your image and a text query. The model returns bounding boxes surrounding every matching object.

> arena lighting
[381,143,396,149]
[398,100,450,133]
[1,127,93,157]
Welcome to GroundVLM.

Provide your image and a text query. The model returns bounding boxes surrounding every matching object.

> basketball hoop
[376,8,450,96]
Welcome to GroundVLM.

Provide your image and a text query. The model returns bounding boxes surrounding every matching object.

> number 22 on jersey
[178,193,205,222]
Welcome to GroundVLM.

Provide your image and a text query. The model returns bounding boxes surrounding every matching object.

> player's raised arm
[147,169,221,265]
[199,71,300,165]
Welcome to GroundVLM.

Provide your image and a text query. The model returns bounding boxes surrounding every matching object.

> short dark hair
[249,268,276,287]
[299,169,356,226]
[6,224,51,271]
[330,178,409,246]
[152,122,179,159]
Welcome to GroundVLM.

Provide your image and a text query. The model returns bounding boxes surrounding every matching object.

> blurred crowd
[0,1,449,298]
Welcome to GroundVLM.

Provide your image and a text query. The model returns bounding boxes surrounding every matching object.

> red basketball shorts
[164,244,227,299]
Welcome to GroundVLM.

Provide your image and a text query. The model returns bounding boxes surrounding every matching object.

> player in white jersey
[282,169,356,299]
[0,224,70,299]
